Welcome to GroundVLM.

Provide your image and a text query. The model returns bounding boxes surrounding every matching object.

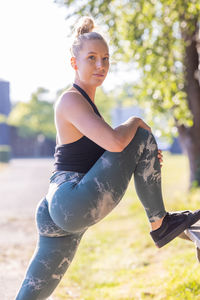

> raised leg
[47,128,166,233]
[133,130,165,222]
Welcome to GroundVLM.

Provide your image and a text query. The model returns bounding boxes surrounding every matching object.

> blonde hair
[70,16,108,57]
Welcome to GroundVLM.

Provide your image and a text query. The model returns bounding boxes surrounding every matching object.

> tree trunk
[178,21,200,187]
[178,125,200,186]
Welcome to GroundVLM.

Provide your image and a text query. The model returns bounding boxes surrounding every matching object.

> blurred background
[1,0,199,186]
[0,0,200,299]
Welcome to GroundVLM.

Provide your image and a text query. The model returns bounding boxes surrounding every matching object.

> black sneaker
[150,210,200,248]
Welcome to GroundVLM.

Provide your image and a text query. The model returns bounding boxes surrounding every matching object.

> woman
[15,16,200,300]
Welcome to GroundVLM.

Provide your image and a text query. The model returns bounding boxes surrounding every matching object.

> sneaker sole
[156,210,200,248]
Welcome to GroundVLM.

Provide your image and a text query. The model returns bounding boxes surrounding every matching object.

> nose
[96,58,104,70]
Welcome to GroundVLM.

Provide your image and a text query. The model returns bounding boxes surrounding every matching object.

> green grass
[54,153,200,300]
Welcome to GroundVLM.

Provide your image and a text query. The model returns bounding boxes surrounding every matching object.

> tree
[9,87,56,139]
[57,0,200,187]
[95,86,114,124]
[57,85,114,124]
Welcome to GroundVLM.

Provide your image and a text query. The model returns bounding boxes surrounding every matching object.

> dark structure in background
[170,137,183,154]
[10,126,56,158]
[0,79,55,158]
[0,80,11,145]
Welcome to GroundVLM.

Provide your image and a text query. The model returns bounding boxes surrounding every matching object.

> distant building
[111,105,182,153]
[111,105,144,128]
[0,80,11,145]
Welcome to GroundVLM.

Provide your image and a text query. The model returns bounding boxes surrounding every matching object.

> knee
[135,127,151,140]
[129,128,158,160]
[135,128,157,147]
[138,130,160,165]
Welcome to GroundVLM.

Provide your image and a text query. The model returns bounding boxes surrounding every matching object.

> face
[72,39,110,87]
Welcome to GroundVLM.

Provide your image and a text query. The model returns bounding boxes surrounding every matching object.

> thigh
[47,151,133,233]
[48,128,151,232]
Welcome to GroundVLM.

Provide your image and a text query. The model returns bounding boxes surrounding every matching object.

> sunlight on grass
[53,153,200,300]
[164,250,200,299]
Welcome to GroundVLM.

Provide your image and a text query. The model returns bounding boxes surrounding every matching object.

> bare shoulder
[55,90,92,115]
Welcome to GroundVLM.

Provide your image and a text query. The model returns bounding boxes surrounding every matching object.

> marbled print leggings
[15,128,166,300]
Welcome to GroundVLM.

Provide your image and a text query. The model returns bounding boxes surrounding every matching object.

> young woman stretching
[15,16,200,300]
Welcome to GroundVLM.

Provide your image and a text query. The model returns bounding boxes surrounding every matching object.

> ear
[71,57,78,70]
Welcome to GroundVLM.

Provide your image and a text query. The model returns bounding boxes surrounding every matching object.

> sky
[0,0,75,102]
[0,1,169,148]
[0,0,138,103]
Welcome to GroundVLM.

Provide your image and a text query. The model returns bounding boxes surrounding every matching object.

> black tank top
[53,83,105,173]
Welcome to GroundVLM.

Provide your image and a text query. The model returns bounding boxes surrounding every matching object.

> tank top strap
[73,83,101,117]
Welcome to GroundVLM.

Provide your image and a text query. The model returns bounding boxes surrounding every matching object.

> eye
[88,55,95,60]
[103,57,109,61]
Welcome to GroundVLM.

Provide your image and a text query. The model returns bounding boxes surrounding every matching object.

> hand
[157,149,163,168]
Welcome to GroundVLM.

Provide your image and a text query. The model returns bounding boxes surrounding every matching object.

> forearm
[114,117,141,150]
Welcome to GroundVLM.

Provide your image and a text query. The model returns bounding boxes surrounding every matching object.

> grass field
[53,153,200,300]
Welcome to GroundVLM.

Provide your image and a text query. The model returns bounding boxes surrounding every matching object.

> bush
[0,145,11,163]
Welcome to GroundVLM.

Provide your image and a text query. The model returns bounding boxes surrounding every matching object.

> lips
[93,74,104,77]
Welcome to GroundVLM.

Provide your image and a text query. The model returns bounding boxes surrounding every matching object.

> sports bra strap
[73,83,101,117]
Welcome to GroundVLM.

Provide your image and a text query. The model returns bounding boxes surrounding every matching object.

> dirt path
[0,158,53,300]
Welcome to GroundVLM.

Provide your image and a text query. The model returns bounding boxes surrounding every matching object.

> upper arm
[55,92,123,152]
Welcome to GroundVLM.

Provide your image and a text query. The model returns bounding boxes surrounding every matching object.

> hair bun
[75,17,95,37]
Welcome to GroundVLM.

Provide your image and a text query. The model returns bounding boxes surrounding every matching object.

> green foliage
[8,88,56,139]
[95,87,114,124]
[57,0,200,131]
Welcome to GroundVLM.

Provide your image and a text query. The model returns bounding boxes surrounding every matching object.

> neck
[73,79,96,102]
